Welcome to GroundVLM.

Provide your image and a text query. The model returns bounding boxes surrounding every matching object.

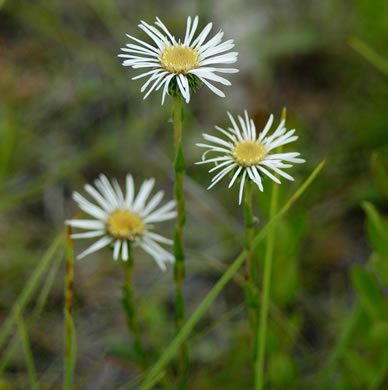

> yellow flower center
[106,209,145,240]
[160,45,200,74]
[233,141,267,167]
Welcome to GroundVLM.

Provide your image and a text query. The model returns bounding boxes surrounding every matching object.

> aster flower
[196,111,306,204]
[66,174,176,270]
[118,16,239,104]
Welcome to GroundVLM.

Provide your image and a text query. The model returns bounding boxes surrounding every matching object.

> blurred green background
[1,0,387,389]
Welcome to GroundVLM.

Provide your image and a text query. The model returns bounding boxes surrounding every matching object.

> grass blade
[0,231,64,351]
[14,305,40,390]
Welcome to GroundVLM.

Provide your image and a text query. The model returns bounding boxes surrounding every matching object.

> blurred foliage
[0,0,387,389]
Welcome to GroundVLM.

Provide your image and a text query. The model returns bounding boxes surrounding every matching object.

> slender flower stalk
[254,167,280,390]
[255,109,287,390]
[243,180,258,341]
[121,246,147,368]
[64,226,76,390]
[172,94,189,389]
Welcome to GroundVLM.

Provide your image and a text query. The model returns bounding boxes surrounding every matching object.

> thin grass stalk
[139,160,325,390]
[0,232,64,351]
[0,250,64,374]
[14,305,40,390]
[121,246,147,368]
[349,38,388,78]
[172,94,188,389]
[64,226,76,390]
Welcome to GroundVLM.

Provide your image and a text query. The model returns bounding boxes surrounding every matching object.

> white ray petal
[191,22,213,48]
[125,174,135,208]
[77,236,112,260]
[228,166,242,188]
[133,178,155,212]
[197,76,225,97]
[144,231,173,245]
[72,192,107,220]
[257,165,281,184]
[186,16,198,46]
[155,17,177,45]
[251,166,264,191]
[139,241,167,270]
[121,240,129,261]
[71,230,105,239]
[208,159,234,173]
[238,170,247,205]
[84,184,112,212]
[141,190,164,217]
[66,219,105,230]
[208,164,236,189]
[113,240,121,260]
[258,114,274,142]
[125,33,160,54]
[202,133,233,148]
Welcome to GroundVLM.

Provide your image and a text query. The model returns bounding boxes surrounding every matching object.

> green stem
[139,161,325,390]
[15,305,40,390]
[255,173,280,390]
[121,246,147,369]
[64,226,76,390]
[172,94,188,389]
[243,180,258,354]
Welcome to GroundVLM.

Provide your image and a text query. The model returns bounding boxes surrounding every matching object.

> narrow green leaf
[0,232,64,351]
[371,253,388,285]
[344,350,377,386]
[351,266,385,318]
[361,201,388,259]
[371,152,388,199]
[350,37,388,78]
[370,322,388,346]
[15,306,40,390]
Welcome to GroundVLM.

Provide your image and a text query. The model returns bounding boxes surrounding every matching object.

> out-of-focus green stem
[15,305,40,390]
[0,232,64,351]
[121,246,147,368]
[140,161,325,390]
[172,94,188,389]
[350,38,388,78]
[64,226,76,390]
[317,302,363,389]
[0,251,63,374]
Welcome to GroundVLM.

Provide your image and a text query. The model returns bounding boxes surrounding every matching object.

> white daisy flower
[196,111,306,204]
[118,16,239,104]
[66,174,176,270]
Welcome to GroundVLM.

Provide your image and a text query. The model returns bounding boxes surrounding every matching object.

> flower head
[66,174,176,270]
[196,111,305,204]
[118,16,239,104]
